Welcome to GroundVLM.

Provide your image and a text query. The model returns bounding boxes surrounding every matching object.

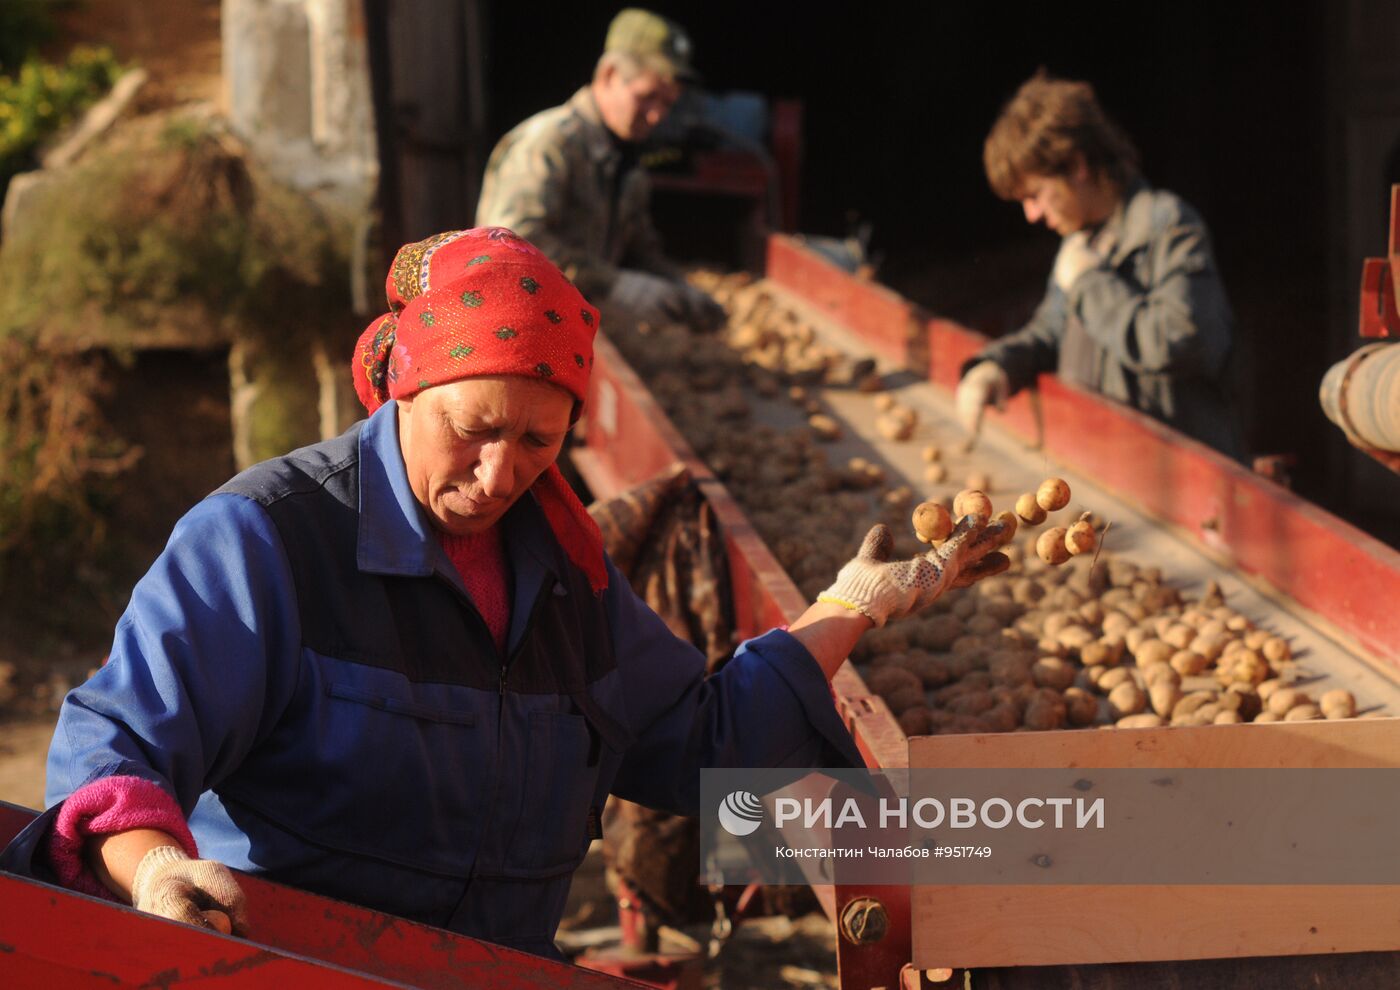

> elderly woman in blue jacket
[3,227,1007,958]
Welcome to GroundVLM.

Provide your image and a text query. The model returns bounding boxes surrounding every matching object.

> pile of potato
[603,274,1369,736]
[858,545,1367,735]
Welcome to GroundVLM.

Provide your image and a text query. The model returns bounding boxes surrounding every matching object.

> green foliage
[0,45,124,198]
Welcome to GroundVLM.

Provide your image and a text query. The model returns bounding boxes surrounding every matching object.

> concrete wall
[223,0,377,213]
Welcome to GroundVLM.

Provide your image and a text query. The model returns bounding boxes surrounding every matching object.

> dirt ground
[558,848,838,989]
[0,715,53,811]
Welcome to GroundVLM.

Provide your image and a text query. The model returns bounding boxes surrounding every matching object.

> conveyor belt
[574,240,1400,986]
[762,279,1400,714]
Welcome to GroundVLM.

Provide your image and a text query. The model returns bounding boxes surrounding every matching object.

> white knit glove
[817,515,1011,626]
[131,845,248,934]
[609,270,691,327]
[955,360,1010,434]
[678,282,727,332]
[1052,231,1104,292]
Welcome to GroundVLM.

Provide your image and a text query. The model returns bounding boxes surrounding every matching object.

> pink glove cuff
[46,775,198,900]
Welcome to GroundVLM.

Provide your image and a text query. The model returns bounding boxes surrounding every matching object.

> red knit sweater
[437,526,510,654]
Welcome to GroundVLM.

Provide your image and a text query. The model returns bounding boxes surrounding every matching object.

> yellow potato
[1014,493,1048,526]
[953,489,994,520]
[1036,527,1071,565]
[808,414,841,441]
[1107,682,1147,718]
[1115,713,1166,729]
[1032,657,1078,692]
[1065,520,1096,556]
[912,501,953,544]
[1036,477,1072,512]
[992,510,1019,548]
[1149,682,1182,718]
[1063,686,1100,726]
[1320,689,1356,720]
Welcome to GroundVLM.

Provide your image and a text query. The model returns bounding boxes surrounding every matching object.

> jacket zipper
[497,578,553,697]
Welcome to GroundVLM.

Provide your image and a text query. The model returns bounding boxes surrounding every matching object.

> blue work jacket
[2,402,862,957]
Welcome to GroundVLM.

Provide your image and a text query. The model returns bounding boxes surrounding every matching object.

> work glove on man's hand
[131,844,249,935]
[608,270,694,328]
[817,514,1011,627]
[1051,231,1105,293]
[954,360,1010,435]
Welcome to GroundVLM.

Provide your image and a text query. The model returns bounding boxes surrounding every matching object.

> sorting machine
[573,235,1400,989]
[3,235,1399,989]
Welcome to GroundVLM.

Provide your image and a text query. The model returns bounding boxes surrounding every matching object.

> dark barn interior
[438,1,1394,545]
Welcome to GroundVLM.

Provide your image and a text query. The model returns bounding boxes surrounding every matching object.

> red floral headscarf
[354,227,607,593]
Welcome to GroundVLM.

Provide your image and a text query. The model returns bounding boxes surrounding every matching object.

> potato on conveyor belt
[601,272,1383,738]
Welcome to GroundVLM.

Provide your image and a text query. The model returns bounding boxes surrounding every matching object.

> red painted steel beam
[1388,184,1400,314]
[771,100,803,233]
[0,802,648,989]
[765,235,924,367]
[766,235,1400,671]
[1359,257,1397,339]
[579,332,810,638]
[0,871,419,989]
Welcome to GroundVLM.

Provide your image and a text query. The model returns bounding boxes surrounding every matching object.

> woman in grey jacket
[957,72,1243,460]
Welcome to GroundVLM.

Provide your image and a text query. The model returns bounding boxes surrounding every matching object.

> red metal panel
[771,100,803,233]
[578,337,684,491]
[765,234,922,367]
[0,870,417,989]
[0,802,648,989]
[0,799,32,846]
[1359,257,1397,339]
[242,875,647,989]
[834,885,915,990]
[1388,185,1400,311]
[831,679,909,772]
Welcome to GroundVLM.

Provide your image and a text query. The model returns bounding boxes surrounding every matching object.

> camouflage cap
[604,8,697,82]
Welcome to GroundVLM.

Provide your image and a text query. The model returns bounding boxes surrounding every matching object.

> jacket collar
[355,402,563,585]
[1100,179,1154,266]
[568,86,620,167]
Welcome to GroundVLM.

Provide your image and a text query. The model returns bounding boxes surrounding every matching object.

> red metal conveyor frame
[573,234,1400,989]
[0,802,650,989]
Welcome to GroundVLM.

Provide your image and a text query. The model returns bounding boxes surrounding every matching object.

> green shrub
[0,45,124,198]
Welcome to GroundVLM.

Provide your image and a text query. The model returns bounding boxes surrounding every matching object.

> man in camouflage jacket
[476,9,723,330]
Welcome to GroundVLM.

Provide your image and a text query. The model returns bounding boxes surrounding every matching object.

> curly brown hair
[984,71,1140,201]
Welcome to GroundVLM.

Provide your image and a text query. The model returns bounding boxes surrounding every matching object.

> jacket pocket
[504,710,600,873]
[226,655,493,878]
[326,681,476,725]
